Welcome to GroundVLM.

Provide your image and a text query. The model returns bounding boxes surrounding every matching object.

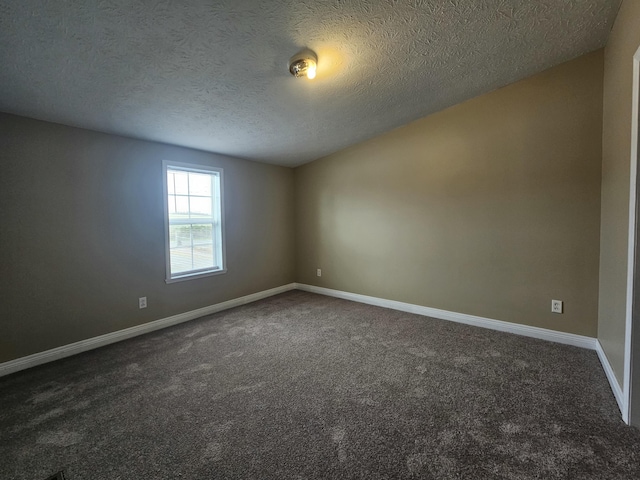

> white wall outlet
[317,268,322,277]
[139,297,147,309]
[551,299,563,314]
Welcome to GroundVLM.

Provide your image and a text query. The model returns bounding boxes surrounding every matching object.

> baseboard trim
[0,283,297,378]
[1,281,613,410]
[295,283,597,350]
[595,340,625,413]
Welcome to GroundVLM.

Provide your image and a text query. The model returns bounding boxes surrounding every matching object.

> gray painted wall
[0,113,295,363]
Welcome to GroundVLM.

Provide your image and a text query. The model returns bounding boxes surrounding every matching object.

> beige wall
[599,0,640,386]
[0,113,295,363]
[295,51,604,337]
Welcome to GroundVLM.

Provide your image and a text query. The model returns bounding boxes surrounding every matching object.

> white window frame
[162,160,226,283]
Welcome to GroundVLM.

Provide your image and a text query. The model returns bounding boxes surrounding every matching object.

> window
[163,161,226,282]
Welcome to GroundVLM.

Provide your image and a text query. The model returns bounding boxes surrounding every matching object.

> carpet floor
[1,290,640,479]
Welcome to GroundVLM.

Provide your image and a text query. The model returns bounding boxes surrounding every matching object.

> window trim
[162,160,227,283]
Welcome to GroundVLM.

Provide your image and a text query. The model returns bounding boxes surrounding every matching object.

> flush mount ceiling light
[289,48,317,79]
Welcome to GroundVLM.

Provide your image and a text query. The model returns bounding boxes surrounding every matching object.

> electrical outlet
[317,268,322,277]
[139,297,147,309]
[551,299,563,314]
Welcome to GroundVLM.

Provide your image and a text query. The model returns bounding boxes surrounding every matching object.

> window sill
[165,268,227,284]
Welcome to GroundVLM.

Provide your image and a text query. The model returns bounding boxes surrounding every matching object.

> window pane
[193,245,214,270]
[192,224,213,245]
[170,247,193,274]
[171,196,189,218]
[190,196,212,217]
[167,172,175,194]
[169,224,191,249]
[189,172,212,196]
[172,170,189,195]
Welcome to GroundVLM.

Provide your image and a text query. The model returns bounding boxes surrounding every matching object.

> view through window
[163,162,225,282]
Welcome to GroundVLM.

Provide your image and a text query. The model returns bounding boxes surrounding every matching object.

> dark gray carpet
[1,291,639,479]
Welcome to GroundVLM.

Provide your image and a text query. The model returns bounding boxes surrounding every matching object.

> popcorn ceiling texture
[0,0,621,166]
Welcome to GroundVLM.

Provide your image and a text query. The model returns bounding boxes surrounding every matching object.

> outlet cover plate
[551,300,563,314]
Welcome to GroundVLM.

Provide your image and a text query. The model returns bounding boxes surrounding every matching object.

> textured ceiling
[0,0,622,166]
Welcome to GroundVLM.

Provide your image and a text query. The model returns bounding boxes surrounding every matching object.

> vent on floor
[44,472,65,480]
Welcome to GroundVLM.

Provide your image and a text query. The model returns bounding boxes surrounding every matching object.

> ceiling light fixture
[289,49,317,79]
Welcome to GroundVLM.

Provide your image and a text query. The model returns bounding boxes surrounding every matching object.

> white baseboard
[295,283,597,350]
[595,340,625,414]
[296,284,630,413]
[0,283,296,378]
[2,281,618,419]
